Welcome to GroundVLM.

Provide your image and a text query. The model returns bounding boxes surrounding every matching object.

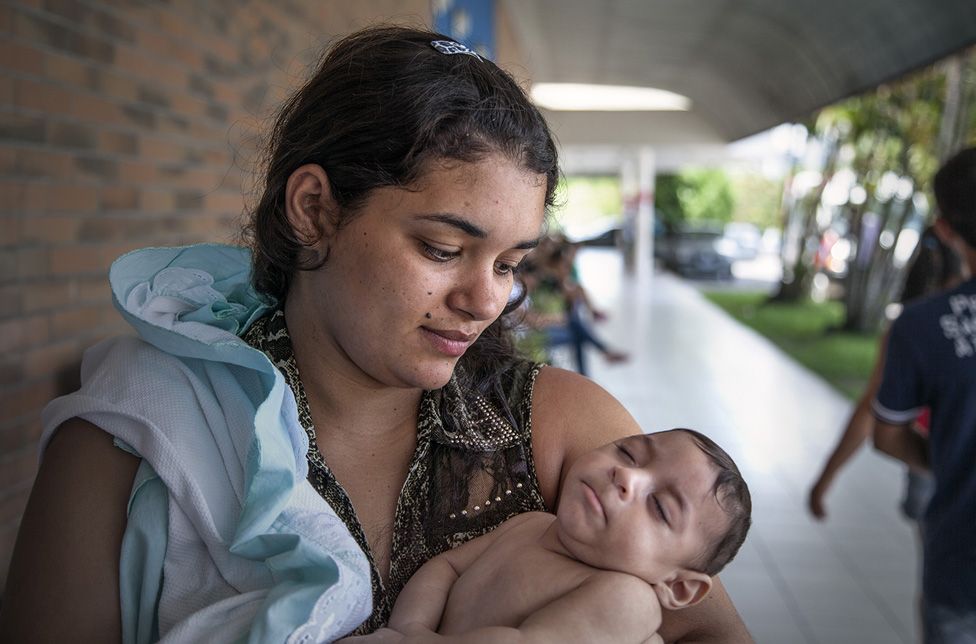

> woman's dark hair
[243,25,560,428]
[245,25,559,303]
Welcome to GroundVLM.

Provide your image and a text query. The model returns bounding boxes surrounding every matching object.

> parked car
[723,222,762,260]
[655,225,736,279]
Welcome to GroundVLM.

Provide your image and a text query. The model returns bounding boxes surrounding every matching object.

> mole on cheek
[425,312,432,319]
[427,291,432,296]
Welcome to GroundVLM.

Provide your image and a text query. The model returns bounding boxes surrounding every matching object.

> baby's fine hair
[673,428,752,576]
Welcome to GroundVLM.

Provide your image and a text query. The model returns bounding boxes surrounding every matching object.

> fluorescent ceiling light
[531,83,691,111]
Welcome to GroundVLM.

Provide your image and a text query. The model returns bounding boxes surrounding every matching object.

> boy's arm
[873,420,930,471]
[389,514,536,632]
[396,571,661,644]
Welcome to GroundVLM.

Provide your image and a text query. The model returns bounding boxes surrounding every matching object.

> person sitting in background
[345,429,751,644]
[518,234,628,376]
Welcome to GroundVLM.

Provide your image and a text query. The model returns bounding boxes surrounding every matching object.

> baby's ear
[653,570,712,610]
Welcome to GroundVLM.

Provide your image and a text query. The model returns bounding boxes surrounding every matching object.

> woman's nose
[449,265,510,321]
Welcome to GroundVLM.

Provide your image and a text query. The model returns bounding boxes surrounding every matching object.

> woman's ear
[285,164,340,250]
[652,570,713,611]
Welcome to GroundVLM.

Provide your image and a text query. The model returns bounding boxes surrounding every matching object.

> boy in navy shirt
[873,147,976,643]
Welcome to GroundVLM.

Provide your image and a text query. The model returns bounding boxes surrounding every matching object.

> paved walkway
[573,248,920,644]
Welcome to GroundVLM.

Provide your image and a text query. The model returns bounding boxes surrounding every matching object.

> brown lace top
[243,310,549,634]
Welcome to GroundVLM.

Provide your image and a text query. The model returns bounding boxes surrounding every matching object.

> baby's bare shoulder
[581,571,662,621]
[586,569,657,595]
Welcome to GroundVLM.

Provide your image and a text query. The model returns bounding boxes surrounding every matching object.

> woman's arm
[530,367,753,644]
[0,418,140,643]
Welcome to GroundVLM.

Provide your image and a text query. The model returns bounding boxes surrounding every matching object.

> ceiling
[503,0,976,147]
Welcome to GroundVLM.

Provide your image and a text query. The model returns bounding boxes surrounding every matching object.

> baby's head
[556,428,752,610]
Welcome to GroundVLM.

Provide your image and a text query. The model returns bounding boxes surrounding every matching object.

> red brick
[15,148,76,179]
[98,130,138,156]
[44,49,95,87]
[5,246,50,280]
[0,315,49,353]
[100,186,139,211]
[133,23,175,60]
[0,446,39,491]
[21,280,72,313]
[72,93,122,124]
[23,215,81,244]
[169,93,210,119]
[75,275,110,304]
[48,185,100,213]
[21,182,52,212]
[0,180,25,211]
[50,305,102,337]
[0,378,58,423]
[0,284,24,317]
[0,215,22,246]
[0,38,45,75]
[96,70,139,101]
[118,160,157,184]
[112,43,152,76]
[139,136,189,164]
[23,340,81,380]
[0,416,44,453]
[13,78,77,115]
[0,75,11,105]
[0,485,31,526]
[0,146,14,175]
[204,191,243,214]
[49,247,107,276]
[139,188,175,211]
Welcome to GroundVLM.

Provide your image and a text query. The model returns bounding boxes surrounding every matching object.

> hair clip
[430,39,482,60]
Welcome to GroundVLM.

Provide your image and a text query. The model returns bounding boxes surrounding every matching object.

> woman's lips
[421,327,476,357]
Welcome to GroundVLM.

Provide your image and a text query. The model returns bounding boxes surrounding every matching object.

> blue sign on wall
[432,0,495,60]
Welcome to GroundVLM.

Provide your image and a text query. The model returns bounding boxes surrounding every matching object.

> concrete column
[635,146,656,282]
[619,155,639,274]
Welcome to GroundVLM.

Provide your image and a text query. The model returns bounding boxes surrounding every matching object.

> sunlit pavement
[574,247,919,644]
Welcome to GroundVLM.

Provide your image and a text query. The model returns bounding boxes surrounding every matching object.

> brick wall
[0,0,431,592]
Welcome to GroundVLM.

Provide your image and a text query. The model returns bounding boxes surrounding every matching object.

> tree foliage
[774,48,976,331]
[655,168,734,231]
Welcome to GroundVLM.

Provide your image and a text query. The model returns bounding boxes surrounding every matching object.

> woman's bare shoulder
[530,366,641,506]
[0,418,139,642]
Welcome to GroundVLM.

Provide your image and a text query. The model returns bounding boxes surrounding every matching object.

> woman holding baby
[0,26,751,643]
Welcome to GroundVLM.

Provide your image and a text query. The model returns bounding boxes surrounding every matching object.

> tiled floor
[573,248,920,644]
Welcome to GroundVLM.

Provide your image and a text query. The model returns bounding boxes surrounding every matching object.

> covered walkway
[576,249,919,644]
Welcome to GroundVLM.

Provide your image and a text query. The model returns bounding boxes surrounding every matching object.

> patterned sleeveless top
[243,310,549,634]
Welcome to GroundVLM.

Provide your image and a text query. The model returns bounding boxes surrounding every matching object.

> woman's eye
[422,243,459,262]
[494,261,519,276]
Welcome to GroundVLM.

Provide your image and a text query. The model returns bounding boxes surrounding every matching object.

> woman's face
[292,154,547,390]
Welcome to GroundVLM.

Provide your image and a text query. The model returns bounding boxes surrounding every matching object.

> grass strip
[702,291,880,400]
